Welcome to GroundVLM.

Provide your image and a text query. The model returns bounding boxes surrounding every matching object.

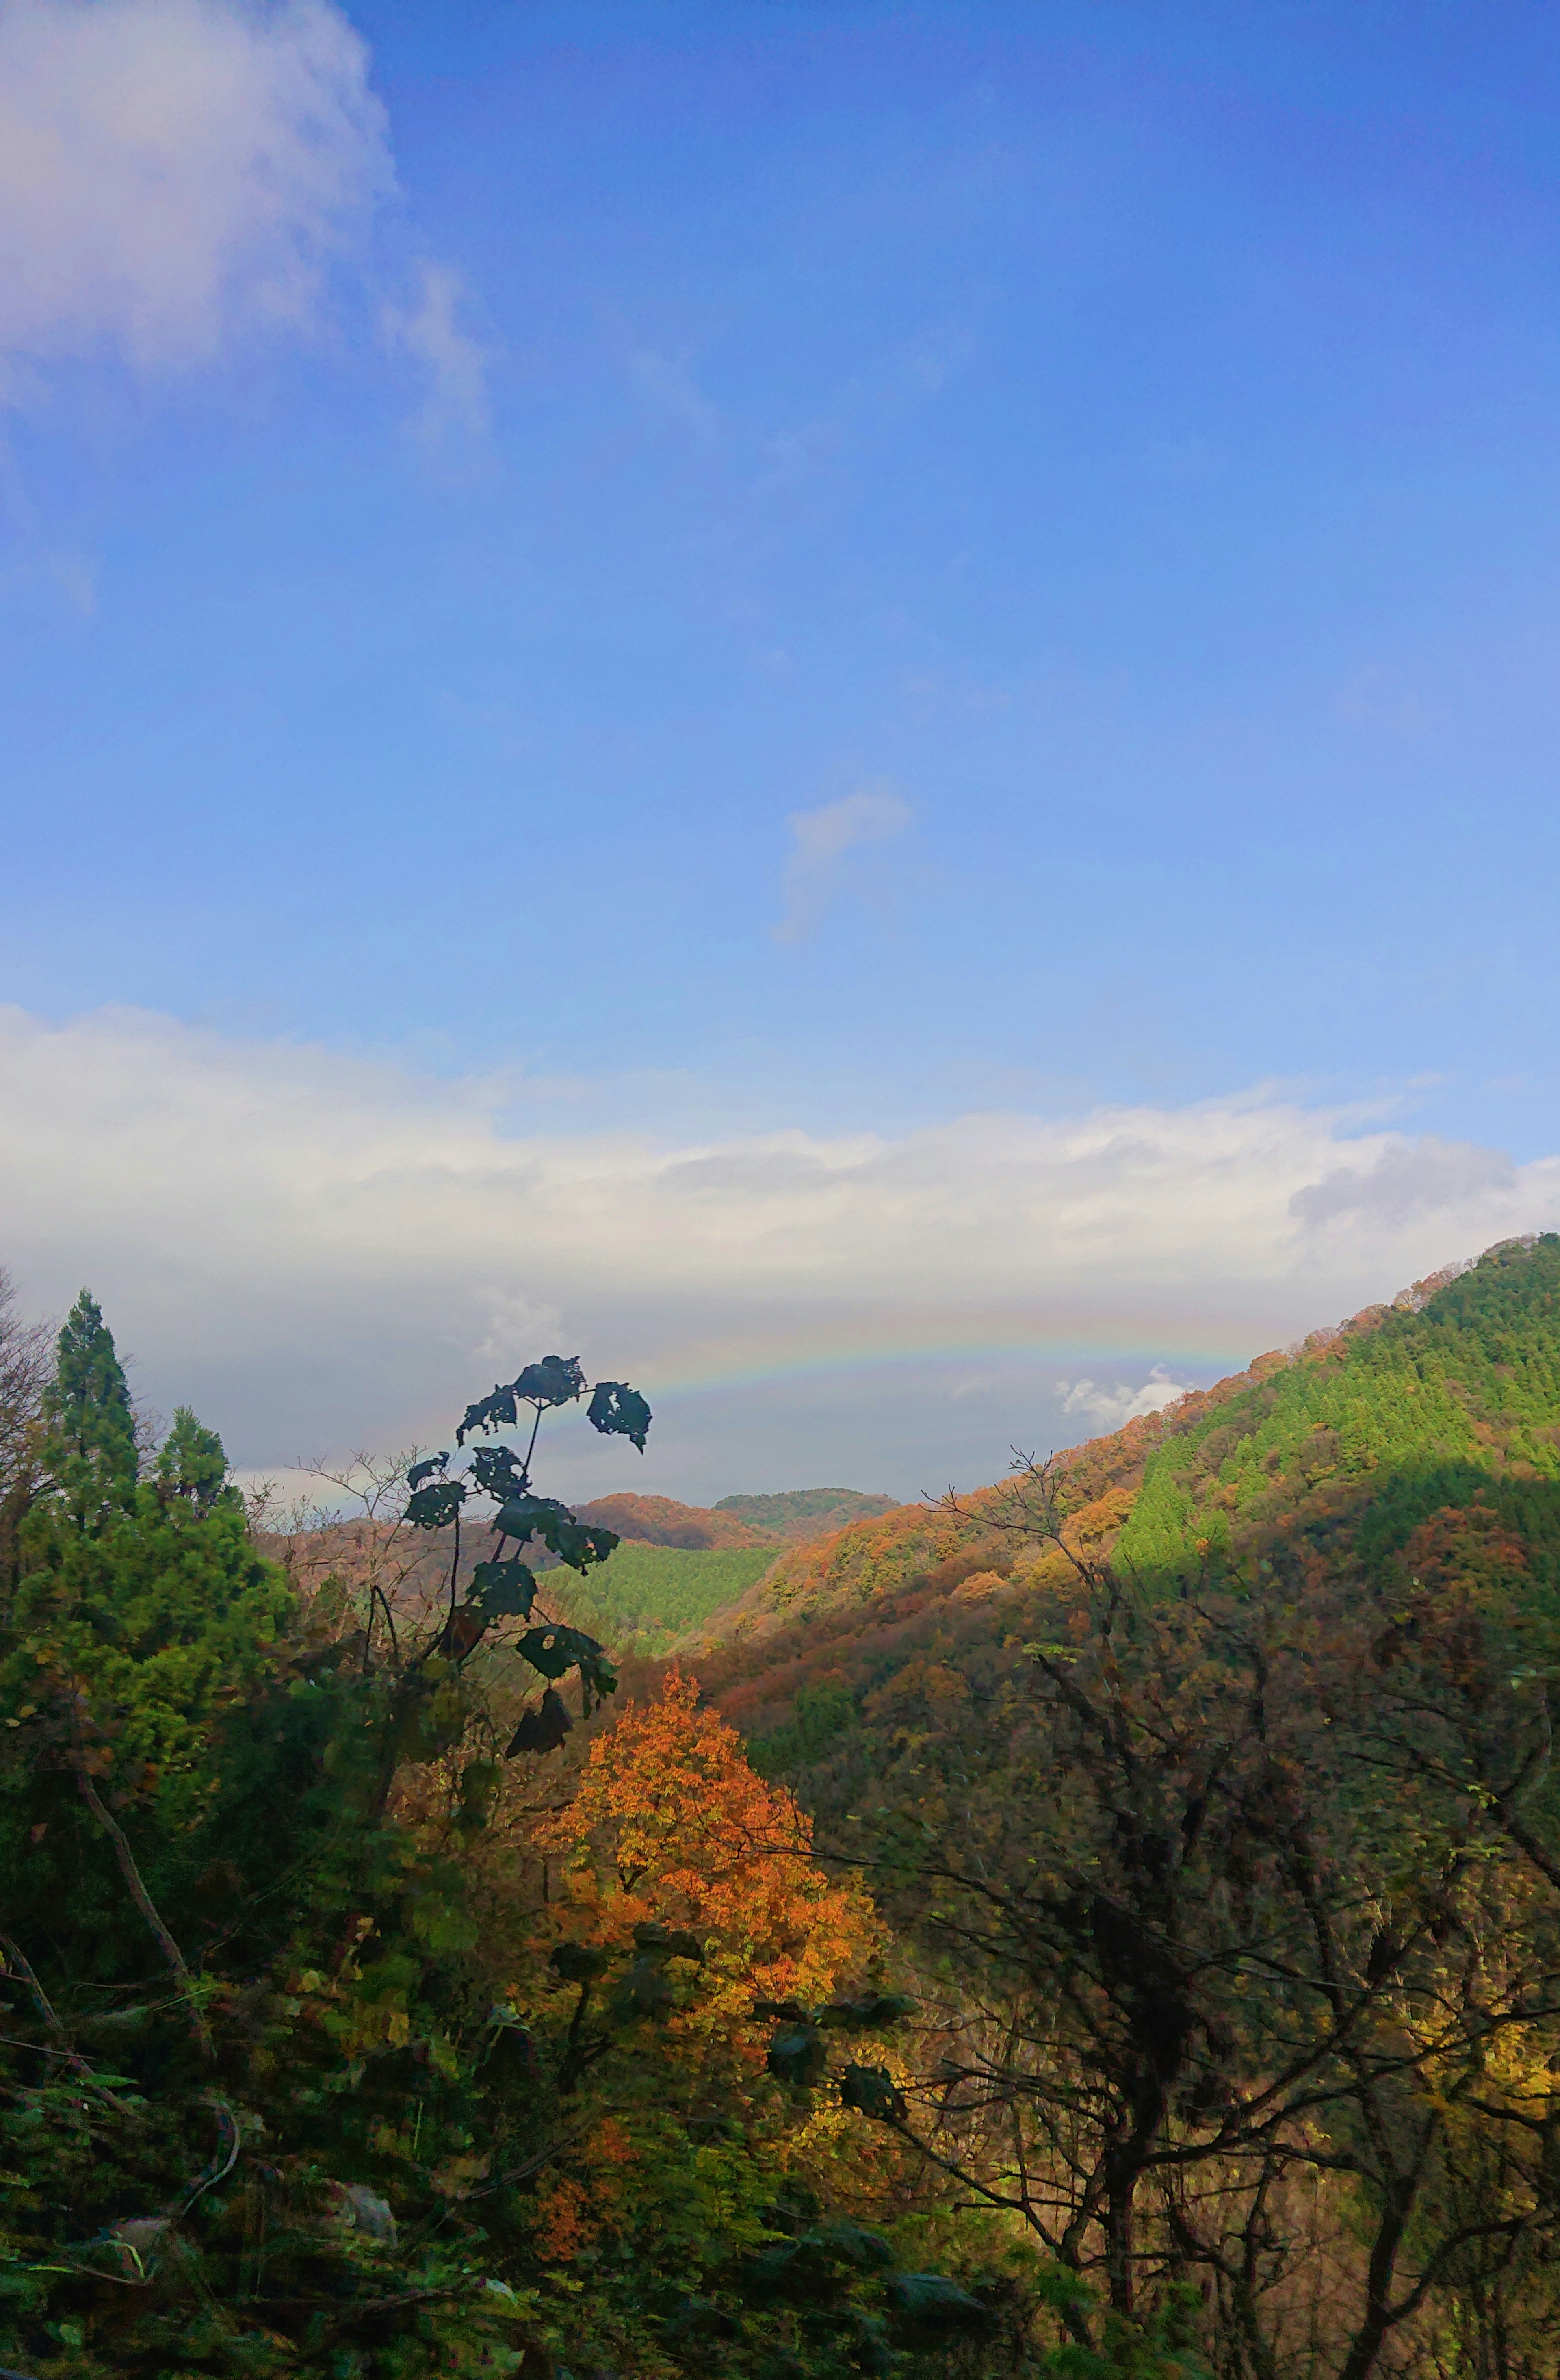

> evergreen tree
[156,1402,231,1517]
[43,1287,138,1525]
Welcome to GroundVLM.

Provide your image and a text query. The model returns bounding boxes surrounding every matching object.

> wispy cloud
[774,782,913,945]
[0,0,392,401]
[628,349,721,443]
[383,259,491,444]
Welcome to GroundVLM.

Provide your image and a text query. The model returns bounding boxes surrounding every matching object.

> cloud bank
[2,1004,1558,1493]
[0,0,390,395]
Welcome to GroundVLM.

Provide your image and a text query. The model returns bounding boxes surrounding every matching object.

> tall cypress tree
[45,1289,139,1524]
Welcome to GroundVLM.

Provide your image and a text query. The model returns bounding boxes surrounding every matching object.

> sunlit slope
[1120,1233,1560,1586]
[549,1540,778,1657]
[701,1235,1560,1647]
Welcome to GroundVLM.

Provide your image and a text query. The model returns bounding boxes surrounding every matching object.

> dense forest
[4,1238,1560,2376]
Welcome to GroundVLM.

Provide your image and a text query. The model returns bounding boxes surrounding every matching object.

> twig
[0,1934,94,2076]
[181,2098,241,2213]
[74,1766,214,2060]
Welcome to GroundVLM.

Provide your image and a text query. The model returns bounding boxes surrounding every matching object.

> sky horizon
[4,0,1560,1501]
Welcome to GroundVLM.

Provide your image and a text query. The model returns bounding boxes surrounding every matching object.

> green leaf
[407,1453,448,1491]
[456,1383,519,1444]
[469,1444,530,1500]
[587,1380,653,1452]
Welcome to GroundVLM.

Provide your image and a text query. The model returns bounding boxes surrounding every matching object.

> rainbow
[642,1319,1255,1401]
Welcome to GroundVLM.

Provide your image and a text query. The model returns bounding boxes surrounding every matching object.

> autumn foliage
[509,1673,906,2263]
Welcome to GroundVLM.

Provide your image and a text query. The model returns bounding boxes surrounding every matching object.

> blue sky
[4,0,1560,1499]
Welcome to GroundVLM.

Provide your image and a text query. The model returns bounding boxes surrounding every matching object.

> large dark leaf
[505,1690,572,1756]
[469,1444,530,1500]
[439,1607,489,1662]
[587,1380,652,1452]
[612,1955,675,2019]
[767,2021,827,2086]
[884,2273,988,2330]
[633,1921,704,1964]
[516,1624,607,1681]
[470,1559,538,1618]
[819,1990,918,2031]
[494,1494,618,1571]
[407,1453,448,1491]
[839,2063,906,2123]
[576,1644,618,1714]
[456,1384,518,1445]
[405,1478,468,1530]
[514,1355,586,1408]
[739,2223,893,2302]
[550,1942,613,1983]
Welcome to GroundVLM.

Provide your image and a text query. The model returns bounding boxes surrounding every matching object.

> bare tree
[0,1264,53,1588]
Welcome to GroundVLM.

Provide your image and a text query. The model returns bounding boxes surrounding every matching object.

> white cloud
[4,1007,1560,1488]
[382,259,491,444]
[1060,1367,1191,1434]
[0,0,392,398]
[774,782,913,944]
[628,349,721,443]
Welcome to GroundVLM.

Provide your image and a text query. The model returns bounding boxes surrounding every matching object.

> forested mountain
[5,1241,1560,2379]
[702,1240,1559,1665]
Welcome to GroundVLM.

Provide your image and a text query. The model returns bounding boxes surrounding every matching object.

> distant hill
[712,1488,900,1539]
[572,1492,774,1550]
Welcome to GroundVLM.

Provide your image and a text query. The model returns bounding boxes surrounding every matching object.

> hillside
[697,1235,1560,1738]
[545,1538,779,1656]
